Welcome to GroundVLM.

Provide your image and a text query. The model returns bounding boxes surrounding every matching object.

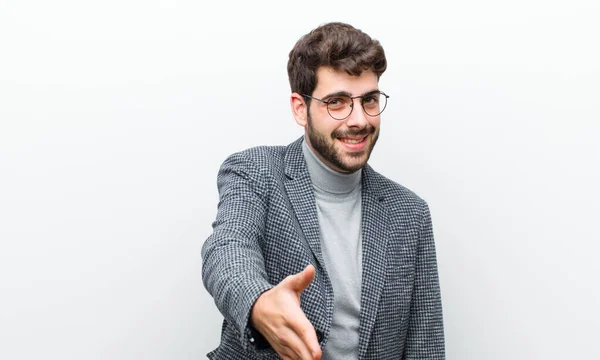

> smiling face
[292,67,381,173]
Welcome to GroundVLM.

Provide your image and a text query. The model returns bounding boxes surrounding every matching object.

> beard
[306,114,379,173]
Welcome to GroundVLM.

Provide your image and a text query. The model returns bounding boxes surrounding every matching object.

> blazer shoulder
[240,144,286,164]
[220,143,288,177]
[368,167,429,208]
[369,170,434,235]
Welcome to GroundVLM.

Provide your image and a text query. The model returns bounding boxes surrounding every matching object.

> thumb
[286,264,316,293]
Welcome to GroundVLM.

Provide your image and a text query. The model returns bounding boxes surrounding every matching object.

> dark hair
[287,22,387,96]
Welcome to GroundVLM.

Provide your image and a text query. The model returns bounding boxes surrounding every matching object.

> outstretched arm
[202,152,321,359]
[201,152,273,352]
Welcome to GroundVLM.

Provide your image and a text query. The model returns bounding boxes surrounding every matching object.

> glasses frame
[302,91,389,120]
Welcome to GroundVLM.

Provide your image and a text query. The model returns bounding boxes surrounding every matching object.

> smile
[339,136,367,144]
[337,136,368,151]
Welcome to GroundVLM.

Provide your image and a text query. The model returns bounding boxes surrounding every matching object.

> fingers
[273,327,315,360]
[251,264,321,359]
[285,264,316,293]
[278,308,321,360]
[292,313,322,359]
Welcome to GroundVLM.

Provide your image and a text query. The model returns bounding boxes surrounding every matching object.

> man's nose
[345,99,369,128]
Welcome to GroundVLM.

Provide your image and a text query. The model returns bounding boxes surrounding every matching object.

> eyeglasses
[302,91,389,120]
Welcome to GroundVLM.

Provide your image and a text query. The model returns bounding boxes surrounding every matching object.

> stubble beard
[306,114,379,173]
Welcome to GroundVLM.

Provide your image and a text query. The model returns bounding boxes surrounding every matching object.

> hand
[250,264,322,360]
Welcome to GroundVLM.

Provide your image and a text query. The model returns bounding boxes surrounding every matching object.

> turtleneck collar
[301,136,362,195]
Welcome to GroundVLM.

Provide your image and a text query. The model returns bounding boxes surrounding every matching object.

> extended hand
[250,264,322,360]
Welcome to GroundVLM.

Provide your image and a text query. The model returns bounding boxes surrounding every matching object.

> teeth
[341,138,363,144]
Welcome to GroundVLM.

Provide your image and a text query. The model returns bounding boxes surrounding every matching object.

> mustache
[332,125,376,138]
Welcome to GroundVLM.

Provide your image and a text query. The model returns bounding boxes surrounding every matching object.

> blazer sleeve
[403,202,446,359]
[201,151,274,354]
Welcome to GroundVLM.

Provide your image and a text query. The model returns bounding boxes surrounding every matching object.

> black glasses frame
[302,91,389,120]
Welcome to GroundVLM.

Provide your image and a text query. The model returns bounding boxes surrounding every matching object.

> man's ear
[290,92,308,127]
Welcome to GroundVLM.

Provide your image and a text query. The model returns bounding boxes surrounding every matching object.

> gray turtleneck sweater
[301,139,362,360]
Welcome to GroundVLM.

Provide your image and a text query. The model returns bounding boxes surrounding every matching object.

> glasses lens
[362,92,387,117]
[325,92,388,120]
[326,95,353,120]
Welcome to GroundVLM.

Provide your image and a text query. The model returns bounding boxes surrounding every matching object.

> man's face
[305,67,381,173]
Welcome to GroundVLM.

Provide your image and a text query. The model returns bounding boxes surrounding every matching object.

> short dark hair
[287,22,387,96]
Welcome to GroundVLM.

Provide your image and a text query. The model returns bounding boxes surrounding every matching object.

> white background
[1,0,599,359]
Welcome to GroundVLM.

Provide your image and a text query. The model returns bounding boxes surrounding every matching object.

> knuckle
[297,326,309,338]
[276,332,290,347]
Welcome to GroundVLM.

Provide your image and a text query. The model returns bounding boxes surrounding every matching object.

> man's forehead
[314,67,379,96]
[313,67,378,96]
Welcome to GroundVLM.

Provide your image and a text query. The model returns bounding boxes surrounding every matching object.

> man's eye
[363,95,378,104]
[327,97,348,109]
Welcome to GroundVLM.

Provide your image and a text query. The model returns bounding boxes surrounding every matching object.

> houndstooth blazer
[201,137,445,359]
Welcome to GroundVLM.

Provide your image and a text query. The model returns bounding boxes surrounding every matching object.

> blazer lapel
[283,138,391,355]
[282,138,326,270]
[282,137,334,343]
[358,164,390,359]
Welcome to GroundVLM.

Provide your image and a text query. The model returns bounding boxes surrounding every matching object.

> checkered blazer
[202,137,445,359]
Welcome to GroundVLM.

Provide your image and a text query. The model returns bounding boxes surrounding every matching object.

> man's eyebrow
[362,89,381,96]
[322,89,380,99]
[321,91,352,100]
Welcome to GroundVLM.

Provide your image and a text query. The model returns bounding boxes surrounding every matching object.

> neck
[302,138,362,194]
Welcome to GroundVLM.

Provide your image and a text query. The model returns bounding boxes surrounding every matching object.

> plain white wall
[1,0,599,359]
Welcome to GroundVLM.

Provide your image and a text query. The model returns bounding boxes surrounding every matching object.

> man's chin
[336,153,370,173]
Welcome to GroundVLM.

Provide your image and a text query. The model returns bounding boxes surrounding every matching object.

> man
[202,22,445,359]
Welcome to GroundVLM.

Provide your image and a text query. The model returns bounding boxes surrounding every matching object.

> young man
[202,22,445,360]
